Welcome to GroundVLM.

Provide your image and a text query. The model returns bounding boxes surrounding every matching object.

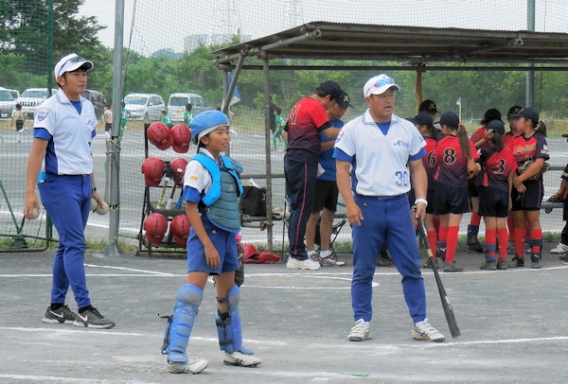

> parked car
[82,89,107,119]
[167,93,208,122]
[18,88,57,119]
[123,93,165,121]
[0,87,19,118]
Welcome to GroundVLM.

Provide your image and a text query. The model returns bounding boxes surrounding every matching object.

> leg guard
[216,284,253,355]
[163,285,202,370]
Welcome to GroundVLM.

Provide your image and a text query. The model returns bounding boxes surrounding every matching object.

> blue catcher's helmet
[190,110,230,144]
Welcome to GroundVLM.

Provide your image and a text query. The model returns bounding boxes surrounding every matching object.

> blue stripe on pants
[39,174,92,308]
[351,194,426,323]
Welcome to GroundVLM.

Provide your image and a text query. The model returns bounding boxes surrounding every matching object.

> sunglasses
[374,76,395,87]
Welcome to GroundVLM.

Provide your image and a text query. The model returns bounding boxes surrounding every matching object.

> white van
[18,88,57,118]
[123,93,165,121]
[167,93,208,122]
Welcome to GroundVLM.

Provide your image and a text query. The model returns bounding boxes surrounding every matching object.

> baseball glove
[517,160,550,181]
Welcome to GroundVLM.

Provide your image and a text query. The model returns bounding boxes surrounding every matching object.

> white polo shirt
[334,109,425,196]
[34,89,97,175]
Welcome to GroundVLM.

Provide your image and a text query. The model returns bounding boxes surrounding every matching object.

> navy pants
[39,174,92,309]
[351,194,427,324]
[284,157,317,260]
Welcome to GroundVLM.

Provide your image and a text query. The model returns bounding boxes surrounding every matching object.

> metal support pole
[104,0,125,256]
[263,57,274,252]
[526,0,535,107]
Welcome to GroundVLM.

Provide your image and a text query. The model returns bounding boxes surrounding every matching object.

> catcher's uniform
[508,133,549,210]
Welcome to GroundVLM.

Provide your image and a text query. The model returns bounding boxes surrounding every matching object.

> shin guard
[216,284,253,355]
[163,285,202,366]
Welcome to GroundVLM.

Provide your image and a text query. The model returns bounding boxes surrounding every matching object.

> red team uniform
[432,135,479,267]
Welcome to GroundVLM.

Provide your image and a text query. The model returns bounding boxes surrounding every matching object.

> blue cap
[190,110,229,144]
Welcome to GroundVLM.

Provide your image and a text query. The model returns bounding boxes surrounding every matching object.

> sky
[79,0,568,53]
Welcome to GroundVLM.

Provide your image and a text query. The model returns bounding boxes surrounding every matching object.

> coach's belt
[355,193,405,201]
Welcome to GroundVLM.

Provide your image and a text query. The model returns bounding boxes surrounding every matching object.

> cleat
[223,351,262,367]
[167,357,208,374]
[468,242,483,253]
[531,255,541,269]
[422,258,432,269]
[497,260,508,270]
[508,255,524,268]
[42,304,76,324]
[443,261,463,272]
[319,256,346,266]
[412,320,445,342]
[286,256,321,270]
[348,319,370,341]
[550,243,568,255]
[479,260,497,270]
[72,307,115,329]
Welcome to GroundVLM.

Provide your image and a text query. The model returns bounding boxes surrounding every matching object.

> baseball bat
[156,175,170,209]
[417,217,461,338]
[165,182,177,210]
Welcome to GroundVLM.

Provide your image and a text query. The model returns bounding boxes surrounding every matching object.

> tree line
[2,0,568,124]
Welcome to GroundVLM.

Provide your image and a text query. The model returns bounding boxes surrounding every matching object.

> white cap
[54,53,93,78]
[363,74,400,97]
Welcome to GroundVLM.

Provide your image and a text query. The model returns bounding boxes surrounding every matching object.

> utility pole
[526,0,535,107]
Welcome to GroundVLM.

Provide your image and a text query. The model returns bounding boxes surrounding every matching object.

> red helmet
[170,214,191,245]
[143,213,168,244]
[147,122,173,150]
[171,124,192,153]
[169,157,188,187]
[141,157,166,186]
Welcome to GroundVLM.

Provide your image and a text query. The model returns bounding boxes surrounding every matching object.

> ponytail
[457,124,471,158]
[535,120,547,137]
[491,132,504,152]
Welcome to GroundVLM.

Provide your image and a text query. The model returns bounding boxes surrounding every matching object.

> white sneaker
[307,250,318,261]
[286,256,321,270]
[319,256,346,267]
[412,319,445,342]
[167,357,209,374]
[348,319,370,341]
[550,243,568,254]
[223,351,262,367]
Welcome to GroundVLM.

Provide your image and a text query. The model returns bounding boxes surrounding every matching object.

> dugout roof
[212,22,568,67]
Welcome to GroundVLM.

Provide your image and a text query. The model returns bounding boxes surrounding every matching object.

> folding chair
[314,214,347,261]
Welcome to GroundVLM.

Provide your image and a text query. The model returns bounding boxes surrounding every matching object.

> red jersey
[422,136,438,189]
[507,133,550,165]
[434,135,479,188]
[470,126,491,149]
[503,131,516,146]
[285,97,329,163]
[479,146,518,192]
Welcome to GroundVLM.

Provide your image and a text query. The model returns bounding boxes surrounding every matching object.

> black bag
[239,186,267,217]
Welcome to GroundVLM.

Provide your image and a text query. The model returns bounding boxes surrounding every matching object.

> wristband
[415,198,427,207]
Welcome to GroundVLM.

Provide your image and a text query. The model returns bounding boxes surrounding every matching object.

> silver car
[123,93,165,121]
[0,87,19,118]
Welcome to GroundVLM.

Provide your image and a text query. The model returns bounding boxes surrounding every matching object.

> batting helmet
[170,124,192,153]
[169,157,188,187]
[147,122,173,150]
[170,214,191,245]
[141,157,166,186]
[190,110,229,144]
[143,213,168,244]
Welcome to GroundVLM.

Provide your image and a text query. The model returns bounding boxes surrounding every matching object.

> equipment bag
[239,186,267,217]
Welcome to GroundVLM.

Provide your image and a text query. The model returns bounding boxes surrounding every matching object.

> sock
[445,226,459,264]
[497,228,509,261]
[485,229,497,259]
[530,228,543,254]
[320,249,331,258]
[427,230,437,255]
[51,303,63,310]
[514,228,525,258]
[79,305,94,313]
[470,212,482,226]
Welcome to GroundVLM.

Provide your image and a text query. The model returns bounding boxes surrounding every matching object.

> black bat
[417,217,461,338]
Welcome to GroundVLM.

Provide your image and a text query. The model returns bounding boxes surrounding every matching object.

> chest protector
[193,154,243,233]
